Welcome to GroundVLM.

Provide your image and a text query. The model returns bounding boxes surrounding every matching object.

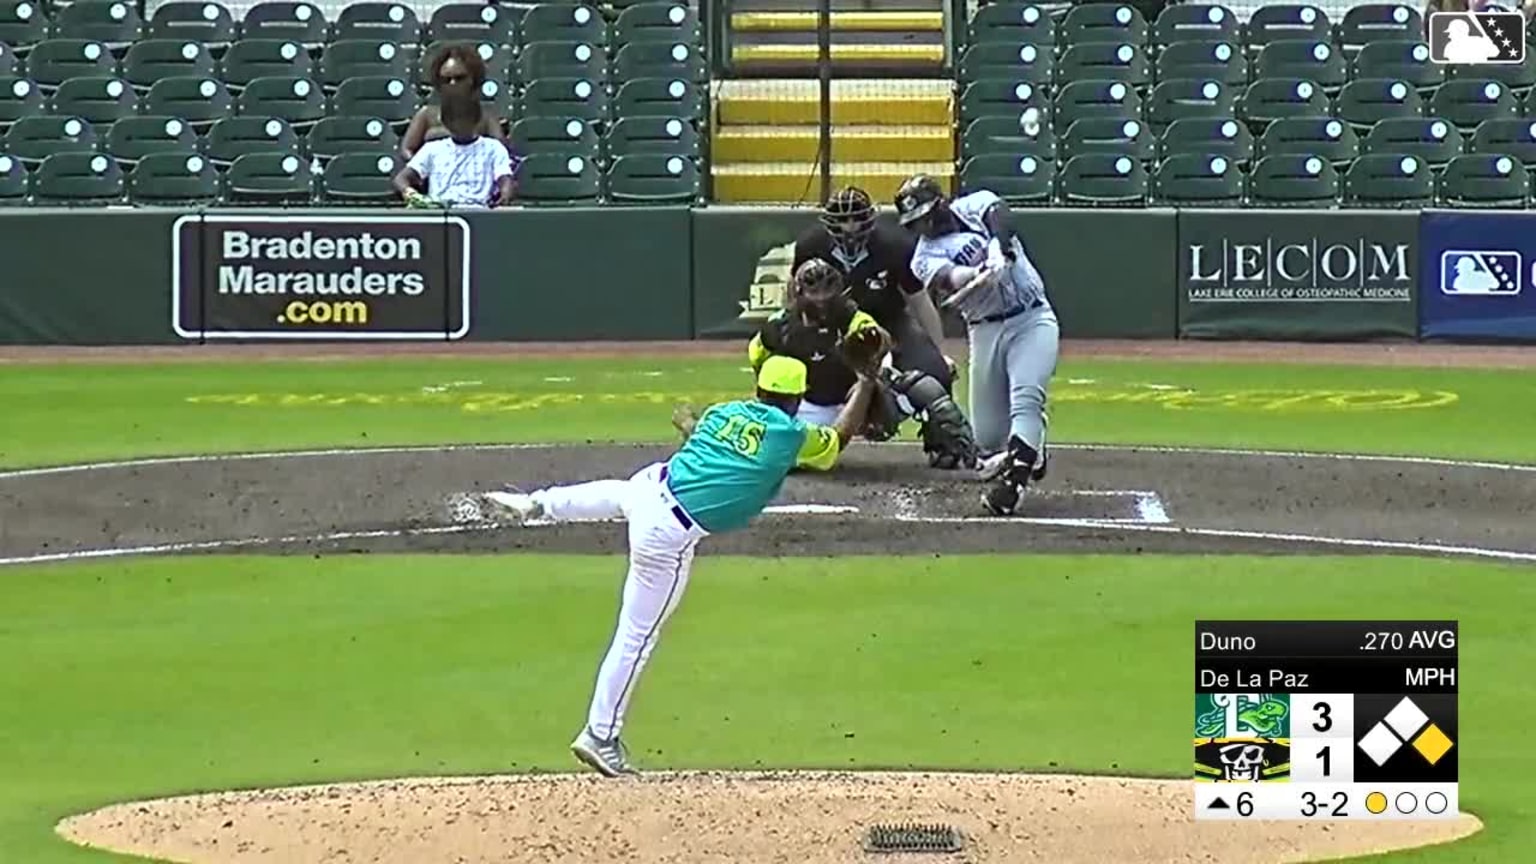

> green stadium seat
[1430,79,1520,130]
[515,152,599,204]
[1060,4,1148,47]
[1254,39,1346,92]
[318,40,412,90]
[476,78,517,122]
[0,75,42,124]
[517,41,607,85]
[614,4,700,46]
[127,151,219,204]
[958,42,1053,88]
[967,3,1055,48]
[1524,87,1536,117]
[1151,4,1239,47]
[521,4,608,47]
[960,79,1046,125]
[1158,117,1255,163]
[1335,78,1424,130]
[1337,4,1423,50]
[614,77,701,119]
[1151,153,1245,205]
[236,75,325,127]
[1437,153,1530,207]
[1058,42,1149,89]
[0,152,28,202]
[0,41,13,75]
[1259,117,1359,166]
[962,112,1055,161]
[1237,78,1331,127]
[1155,39,1249,88]
[143,76,233,129]
[1061,116,1154,161]
[50,1,142,50]
[2,114,97,164]
[32,151,122,202]
[0,1,46,50]
[416,41,512,89]
[330,76,414,125]
[1242,5,1332,56]
[1448,50,1536,94]
[238,2,328,48]
[425,3,518,48]
[24,39,116,88]
[605,154,699,204]
[1351,40,1442,92]
[105,115,199,161]
[220,39,314,87]
[204,115,298,164]
[612,40,707,83]
[520,77,608,122]
[1058,153,1147,205]
[147,2,236,52]
[1248,153,1339,206]
[1146,79,1236,133]
[604,115,699,157]
[1054,80,1142,128]
[332,3,421,46]
[1343,153,1433,207]
[306,114,397,158]
[122,39,216,91]
[319,151,400,203]
[511,115,599,157]
[223,151,314,203]
[1470,118,1536,166]
[959,153,1055,205]
[1362,117,1463,167]
[49,75,137,124]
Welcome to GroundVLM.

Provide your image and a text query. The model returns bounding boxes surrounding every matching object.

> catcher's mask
[790,258,852,325]
[821,186,876,258]
[894,174,948,237]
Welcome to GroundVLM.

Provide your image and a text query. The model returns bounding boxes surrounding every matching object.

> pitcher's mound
[58,771,1481,864]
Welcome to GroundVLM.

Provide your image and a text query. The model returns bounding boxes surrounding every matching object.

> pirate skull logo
[1218,742,1267,781]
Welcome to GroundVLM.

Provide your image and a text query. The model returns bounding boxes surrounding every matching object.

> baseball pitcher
[894,174,1059,516]
[480,356,881,777]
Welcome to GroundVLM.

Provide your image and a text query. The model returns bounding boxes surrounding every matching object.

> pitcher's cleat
[481,489,545,522]
[571,728,638,777]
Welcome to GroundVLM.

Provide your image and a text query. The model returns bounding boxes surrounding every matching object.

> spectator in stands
[394,88,515,209]
[402,43,513,162]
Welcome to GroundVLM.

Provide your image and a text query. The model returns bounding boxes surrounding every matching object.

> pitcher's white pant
[795,401,842,426]
[531,460,708,740]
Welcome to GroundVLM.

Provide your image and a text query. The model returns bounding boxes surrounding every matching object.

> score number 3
[714,414,766,457]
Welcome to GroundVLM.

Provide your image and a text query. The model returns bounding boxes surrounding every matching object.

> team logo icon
[1439,250,1522,295]
[1194,694,1292,782]
[1428,11,1526,65]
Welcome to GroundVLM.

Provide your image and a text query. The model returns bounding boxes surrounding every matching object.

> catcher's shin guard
[883,368,979,470]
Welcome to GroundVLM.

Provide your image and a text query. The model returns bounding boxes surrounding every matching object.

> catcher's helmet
[821,186,876,253]
[894,174,946,227]
[790,258,850,323]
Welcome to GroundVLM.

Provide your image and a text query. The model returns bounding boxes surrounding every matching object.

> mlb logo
[1440,250,1522,295]
[1428,12,1527,65]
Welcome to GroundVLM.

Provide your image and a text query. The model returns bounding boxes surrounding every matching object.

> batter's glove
[840,322,891,377]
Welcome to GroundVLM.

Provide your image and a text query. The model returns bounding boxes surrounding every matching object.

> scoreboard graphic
[1194,621,1458,820]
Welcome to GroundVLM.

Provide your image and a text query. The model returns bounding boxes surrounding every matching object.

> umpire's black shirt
[792,220,923,329]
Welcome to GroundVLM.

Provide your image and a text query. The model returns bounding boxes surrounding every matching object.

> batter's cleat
[1031,451,1049,482]
[571,728,638,778]
[481,489,544,522]
[975,450,1013,482]
[981,480,1023,517]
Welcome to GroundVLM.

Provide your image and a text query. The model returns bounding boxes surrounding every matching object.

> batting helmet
[894,174,947,228]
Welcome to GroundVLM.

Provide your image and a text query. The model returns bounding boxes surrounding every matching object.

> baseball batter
[894,175,1059,516]
[481,356,880,777]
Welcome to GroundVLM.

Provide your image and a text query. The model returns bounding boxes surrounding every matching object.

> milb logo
[1428,11,1526,65]
[1439,250,1523,295]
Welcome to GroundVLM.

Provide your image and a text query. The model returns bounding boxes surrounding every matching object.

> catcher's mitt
[840,322,890,376]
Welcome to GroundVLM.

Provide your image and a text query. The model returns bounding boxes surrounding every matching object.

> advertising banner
[1419,210,1536,341]
[1178,211,1418,340]
[173,214,470,340]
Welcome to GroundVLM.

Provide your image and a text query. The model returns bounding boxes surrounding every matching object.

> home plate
[763,504,861,515]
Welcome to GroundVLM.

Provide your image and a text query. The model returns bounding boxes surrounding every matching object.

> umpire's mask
[821,187,876,259]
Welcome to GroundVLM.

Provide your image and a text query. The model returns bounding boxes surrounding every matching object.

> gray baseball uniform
[908,190,1059,457]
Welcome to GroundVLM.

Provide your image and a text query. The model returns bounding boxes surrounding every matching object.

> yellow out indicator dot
[1366,792,1389,814]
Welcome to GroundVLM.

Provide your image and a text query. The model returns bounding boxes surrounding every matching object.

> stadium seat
[223,151,314,203]
[50,1,142,50]
[1248,153,1340,206]
[2,114,97,164]
[318,39,411,89]
[0,152,27,202]
[517,41,607,85]
[1362,117,1463,167]
[476,78,517,121]
[1061,116,1154,161]
[1154,39,1249,88]
[238,2,328,48]
[967,3,1056,47]
[330,76,414,125]
[0,41,13,75]
[143,76,233,129]
[221,39,315,88]
[147,2,236,52]
[1254,39,1346,92]
[511,115,599,158]
[122,39,216,90]
[24,39,116,88]
[962,112,1056,161]
[521,4,608,46]
[1437,154,1530,207]
[319,151,400,203]
[604,115,699,157]
[1158,117,1255,164]
[1058,153,1147,205]
[127,151,219,204]
[959,153,1055,205]
[1237,78,1332,127]
[32,151,123,202]
[0,75,42,124]
[1337,4,1423,50]
[1343,153,1433,207]
[0,1,47,50]
[1448,51,1536,95]
[958,42,1053,88]
[961,79,1046,125]
[614,77,702,120]
[425,3,517,48]
[520,77,609,122]
[1430,80,1520,130]
[331,3,421,46]
[1146,79,1236,133]
[1151,4,1239,47]
[1152,153,1245,205]
[605,153,699,203]
[1060,4,1148,47]
[514,152,600,204]
[1058,42,1150,89]
[1259,117,1360,166]
[1054,80,1143,129]
[105,115,199,162]
[236,76,325,127]
[306,114,398,158]
[614,4,700,46]
[204,115,299,165]
[1243,5,1332,55]
[1335,78,1424,130]
[1469,118,1536,166]
[50,74,138,125]
[612,40,707,83]
[415,41,512,89]
[1352,40,1443,92]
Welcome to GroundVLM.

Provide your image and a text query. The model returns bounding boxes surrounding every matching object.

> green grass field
[1,354,1531,863]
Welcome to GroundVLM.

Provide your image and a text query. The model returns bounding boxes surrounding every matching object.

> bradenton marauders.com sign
[172,215,471,340]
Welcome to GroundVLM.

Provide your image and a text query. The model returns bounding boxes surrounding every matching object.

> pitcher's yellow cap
[757,356,808,396]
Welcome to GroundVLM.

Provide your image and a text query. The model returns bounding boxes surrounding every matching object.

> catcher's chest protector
[763,313,860,407]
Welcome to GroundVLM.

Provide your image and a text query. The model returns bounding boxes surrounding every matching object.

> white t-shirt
[909,189,1049,323]
[405,136,513,207]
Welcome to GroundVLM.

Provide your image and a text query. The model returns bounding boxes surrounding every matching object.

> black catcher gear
[883,367,979,470]
[821,186,877,259]
[894,174,946,228]
[790,258,853,326]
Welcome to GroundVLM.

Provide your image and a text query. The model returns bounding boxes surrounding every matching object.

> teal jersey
[667,400,842,533]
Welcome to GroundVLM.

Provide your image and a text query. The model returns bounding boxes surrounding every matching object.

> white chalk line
[0,524,495,566]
